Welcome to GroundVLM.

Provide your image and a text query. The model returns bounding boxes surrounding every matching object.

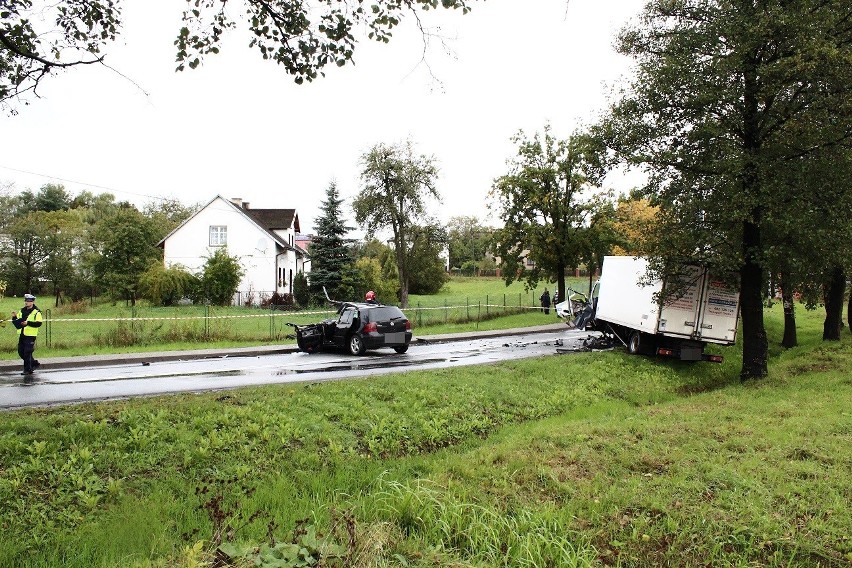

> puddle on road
[0,340,539,387]
[272,357,448,375]
[0,356,463,385]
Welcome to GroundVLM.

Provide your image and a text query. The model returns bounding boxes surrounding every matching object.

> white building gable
[158,195,308,304]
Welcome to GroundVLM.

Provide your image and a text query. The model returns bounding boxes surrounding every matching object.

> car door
[332,306,358,348]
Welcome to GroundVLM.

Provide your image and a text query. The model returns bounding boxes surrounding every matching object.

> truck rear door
[657,266,705,339]
[696,278,740,344]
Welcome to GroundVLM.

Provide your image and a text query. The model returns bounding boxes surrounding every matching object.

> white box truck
[585,256,740,362]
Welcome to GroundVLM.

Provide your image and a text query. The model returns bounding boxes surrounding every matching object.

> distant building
[158,195,309,304]
[295,233,313,273]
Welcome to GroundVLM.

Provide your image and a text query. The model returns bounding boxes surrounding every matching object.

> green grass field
[0,277,581,359]
[0,300,849,567]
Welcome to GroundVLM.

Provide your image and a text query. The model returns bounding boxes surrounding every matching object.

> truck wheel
[348,334,365,356]
[628,331,643,355]
[393,344,409,354]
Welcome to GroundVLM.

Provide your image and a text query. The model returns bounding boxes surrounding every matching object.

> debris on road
[555,334,614,354]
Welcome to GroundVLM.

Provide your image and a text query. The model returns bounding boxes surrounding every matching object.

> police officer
[11,293,43,375]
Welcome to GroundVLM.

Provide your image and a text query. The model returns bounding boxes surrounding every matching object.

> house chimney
[242,202,250,209]
[230,197,242,207]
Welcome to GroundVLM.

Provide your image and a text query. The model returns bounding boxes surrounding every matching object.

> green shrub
[198,248,243,306]
[138,262,198,306]
[293,271,311,307]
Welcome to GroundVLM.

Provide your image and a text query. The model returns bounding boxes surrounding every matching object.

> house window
[210,226,227,246]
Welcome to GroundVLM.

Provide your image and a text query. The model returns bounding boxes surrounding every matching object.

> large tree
[0,208,84,299]
[309,181,356,303]
[764,143,852,347]
[490,126,601,303]
[406,222,449,295]
[33,184,72,212]
[610,195,658,257]
[353,140,440,308]
[599,0,852,380]
[91,207,161,305]
[352,239,399,303]
[38,210,85,305]
[1,211,54,294]
[143,198,196,240]
[446,215,492,274]
[577,192,621,296]
[1,0,473,112]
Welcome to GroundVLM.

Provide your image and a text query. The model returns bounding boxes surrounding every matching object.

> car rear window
[363,307,406,322]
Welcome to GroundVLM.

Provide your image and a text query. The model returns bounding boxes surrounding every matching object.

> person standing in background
[539,288,551,315]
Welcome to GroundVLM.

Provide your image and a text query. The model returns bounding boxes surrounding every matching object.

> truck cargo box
[592,256,740,361]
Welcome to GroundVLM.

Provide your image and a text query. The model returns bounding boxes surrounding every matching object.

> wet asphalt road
[0,327,595,410]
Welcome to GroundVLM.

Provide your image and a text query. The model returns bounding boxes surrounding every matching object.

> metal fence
[22,305,333,352]
[408,293,549,328]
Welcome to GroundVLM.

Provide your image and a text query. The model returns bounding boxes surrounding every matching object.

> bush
[138,262,198,306]
[354,257,397,303]
[293,271,311,307]
[262,292,295,310]
[460,260,479,276]
[198,248,244,306]
[54,300,91,315]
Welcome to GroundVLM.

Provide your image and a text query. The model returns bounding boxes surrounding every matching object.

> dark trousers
[18,336,38,373]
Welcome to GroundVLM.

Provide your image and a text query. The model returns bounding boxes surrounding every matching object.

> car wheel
[628,331,642,355]
[348,334,365,356]
[393,344,409,354]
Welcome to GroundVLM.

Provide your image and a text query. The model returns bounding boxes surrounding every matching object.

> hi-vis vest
[15,308,42,337]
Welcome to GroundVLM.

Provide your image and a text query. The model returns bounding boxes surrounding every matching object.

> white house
[158,196,309,304]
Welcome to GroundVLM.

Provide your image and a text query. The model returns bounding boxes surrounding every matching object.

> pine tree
[309,181,356,303]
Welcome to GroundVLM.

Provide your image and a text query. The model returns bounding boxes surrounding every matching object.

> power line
[0,164,170,202]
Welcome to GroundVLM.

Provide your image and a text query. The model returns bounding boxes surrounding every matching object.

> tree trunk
[398,266,409,309]
[394,232,408,309]
[780,271,797,348]
[556,262,566,307]
[398,253,409,308]
[822,265,845,341]
[740,219,768,380]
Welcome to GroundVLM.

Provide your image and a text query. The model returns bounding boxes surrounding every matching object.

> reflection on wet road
[0,329,594,409]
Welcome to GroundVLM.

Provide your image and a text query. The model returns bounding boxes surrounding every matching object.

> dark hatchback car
[290,302,412,355]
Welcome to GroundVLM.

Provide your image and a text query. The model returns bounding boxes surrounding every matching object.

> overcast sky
[0,0,643,232]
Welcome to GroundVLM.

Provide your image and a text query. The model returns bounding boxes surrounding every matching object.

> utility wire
[0,164,170,202]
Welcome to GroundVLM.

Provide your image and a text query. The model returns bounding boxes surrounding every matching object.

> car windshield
[363,306,405,322]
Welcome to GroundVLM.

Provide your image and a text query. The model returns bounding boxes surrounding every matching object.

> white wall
[163,196,279,294]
